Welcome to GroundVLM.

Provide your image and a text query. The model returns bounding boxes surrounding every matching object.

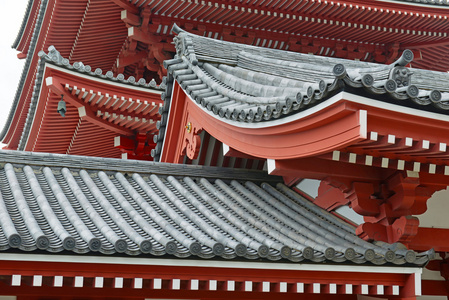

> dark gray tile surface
[166,25,449,125]
[0,150,432,265]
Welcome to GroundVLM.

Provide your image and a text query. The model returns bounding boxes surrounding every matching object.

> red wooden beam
[78,106,133,136]
[409,227,449,252]
[121,10,140,26]
[128,27,159,44]
[268,157,385,182]
[117,50,148,68]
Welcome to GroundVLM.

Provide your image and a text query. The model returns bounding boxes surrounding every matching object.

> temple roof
[3,46,163,156]
[154,26,449,160]
[0,150,432,265]
[165,25,449,124]
[38,46,166,89]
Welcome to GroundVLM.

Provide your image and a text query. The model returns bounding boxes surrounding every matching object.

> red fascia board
[162,85,365,161]
[45,66,163,103]
[160,82,189,163]
[162,86,449,166]
[0,259,413,285]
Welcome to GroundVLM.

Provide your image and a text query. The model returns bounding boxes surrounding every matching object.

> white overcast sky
[0,1,29,148]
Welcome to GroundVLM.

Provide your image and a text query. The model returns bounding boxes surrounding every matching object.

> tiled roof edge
[0,153,434,264]
[12,0,34,49]
[0,0,49,143]
[152,73,174,161]
[165,25,449,125]
[15,46,166,151]
[39,46,166,89]
[0,150,281,183]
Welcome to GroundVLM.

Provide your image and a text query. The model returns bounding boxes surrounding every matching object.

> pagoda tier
[157,28,449,257]
[1,46,164,159]
[1,0,129,154]
[0,150,428,299]
[114,0,449,72]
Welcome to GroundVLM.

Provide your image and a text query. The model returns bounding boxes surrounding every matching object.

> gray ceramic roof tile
[0,150,433,265]
[40,46,166,89]
[165,25,449,125]
[153,25,449,160]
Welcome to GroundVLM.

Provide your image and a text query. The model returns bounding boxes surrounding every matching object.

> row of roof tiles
[40,47,165,89]
[152,25,449,160]
[165,25,449,124]
[0,150,432,265]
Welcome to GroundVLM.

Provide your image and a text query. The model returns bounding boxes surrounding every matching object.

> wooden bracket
[315,171,438,244]
[114,133,154,161]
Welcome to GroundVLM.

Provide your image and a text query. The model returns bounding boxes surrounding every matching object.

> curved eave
[13,0,39,52]
[161,85,449,165]
[18,63,163,157]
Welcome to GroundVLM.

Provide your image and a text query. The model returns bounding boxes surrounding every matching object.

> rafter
[46,76,133,136]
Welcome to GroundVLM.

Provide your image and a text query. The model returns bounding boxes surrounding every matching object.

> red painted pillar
[398,273,419,300]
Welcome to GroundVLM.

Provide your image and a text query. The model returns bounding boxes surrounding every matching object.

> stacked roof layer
[154,26,449,160]
[0,151,431,265]
[165,26,449,124]
[14,46,165,153]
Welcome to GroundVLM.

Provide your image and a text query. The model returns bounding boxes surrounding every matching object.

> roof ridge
[0,150,279,183]
[39,46,166,90]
